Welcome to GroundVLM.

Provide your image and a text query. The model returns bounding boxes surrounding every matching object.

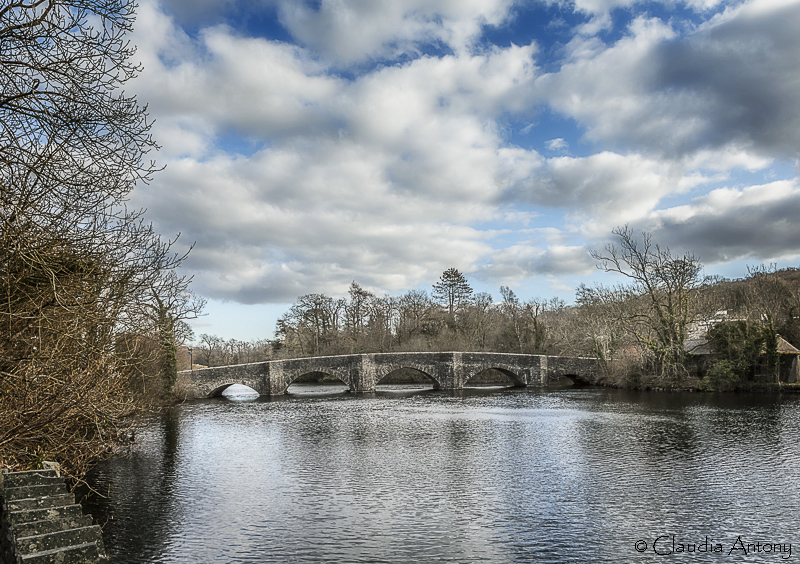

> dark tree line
[274,271,571,359]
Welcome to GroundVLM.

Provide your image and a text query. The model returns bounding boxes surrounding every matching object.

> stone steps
[7,504,85,525]
[3,484,69,502]
[5,493,77,513]
[12,515,94,539]
[18,542,106,564]
[2,472,64,490]
[1,469,108,563]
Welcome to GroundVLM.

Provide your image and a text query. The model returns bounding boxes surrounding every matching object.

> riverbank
[597,369,798,394]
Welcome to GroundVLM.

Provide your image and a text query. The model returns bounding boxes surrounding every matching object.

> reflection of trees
[613,392,785,462]
[81,408,182,563]
[259,398,507,561]
[690,394,784,452]
[567,390,790,542]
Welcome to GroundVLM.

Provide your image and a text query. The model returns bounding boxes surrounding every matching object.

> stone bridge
[179,352,602,398]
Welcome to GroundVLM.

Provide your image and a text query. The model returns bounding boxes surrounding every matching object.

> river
[81,384,800,563]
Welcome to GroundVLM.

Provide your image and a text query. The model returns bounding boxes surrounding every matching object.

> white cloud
[486,241,595,280]
[276,0,516,64]
[650,180,800,264]
[545,138,568,152]
[125,0,800,314]
[541,1,800,163]
[558,0,727,18]
[131,115,516,302]
[132,18,343,148]
[503,151,692,236]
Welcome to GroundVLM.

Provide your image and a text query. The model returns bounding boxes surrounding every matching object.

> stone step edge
[3,484,68,502]
[0,470,60,489]
[12,515,95,540]
[7,504,84,524]
[18,541,108,563]
[15,524,105,555]
[4,493,76,512]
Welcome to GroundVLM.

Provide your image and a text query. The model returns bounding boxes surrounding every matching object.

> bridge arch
[209,383,238,397]
[544,356,601,387]
[208,383,260,397]
[281,368,353,394]
[285,370,352,392]
[375,365,440,388]
[560,373,590,386]
[465,367,525,387]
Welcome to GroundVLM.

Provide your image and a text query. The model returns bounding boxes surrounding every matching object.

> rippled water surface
[82,386,800,563]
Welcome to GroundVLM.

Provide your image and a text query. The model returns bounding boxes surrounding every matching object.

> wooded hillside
[196,231,800,391]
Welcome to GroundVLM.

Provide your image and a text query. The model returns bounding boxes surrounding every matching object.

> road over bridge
[179,352,602,398]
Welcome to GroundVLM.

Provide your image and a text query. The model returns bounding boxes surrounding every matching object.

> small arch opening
[550,374,587,387]
[287,371,350,395]
[376,367,438,392]
[466,368,523,388]
[209,383,260,399]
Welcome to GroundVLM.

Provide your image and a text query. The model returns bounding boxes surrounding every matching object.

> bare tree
[498,286,525,352]
[344,282,374,351]
[395,290,434,348]
[495,288,552,354]
[274,293,345,357]
[591,226,703,382]
[138,272,205,392]
[575,283,630,374]
[296,293,341,355]
[197,334,222,367]
[0,1,199,476]
[367,295,397,352]
[462,292,493,350]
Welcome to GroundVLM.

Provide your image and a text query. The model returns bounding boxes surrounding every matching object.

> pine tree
[432,268,474,316]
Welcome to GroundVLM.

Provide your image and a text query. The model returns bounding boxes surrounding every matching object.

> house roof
[777,336,800,354]
[686,334,800,356]
[684,337,714,356]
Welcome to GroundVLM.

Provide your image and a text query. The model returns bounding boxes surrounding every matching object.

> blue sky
[125,0,800,342]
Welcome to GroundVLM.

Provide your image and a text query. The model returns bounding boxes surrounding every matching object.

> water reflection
[80,409,183,563]
[221,384,260,400]
[81,388,800,563]
[286,382,350,396]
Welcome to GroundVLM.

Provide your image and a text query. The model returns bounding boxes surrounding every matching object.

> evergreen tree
[154,295,179,394]
[432,268,474,316]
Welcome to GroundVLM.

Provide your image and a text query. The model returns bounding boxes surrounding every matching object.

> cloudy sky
[127,0,800,341]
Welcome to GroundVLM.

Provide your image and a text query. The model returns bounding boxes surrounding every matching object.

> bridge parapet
[178,352,602,398]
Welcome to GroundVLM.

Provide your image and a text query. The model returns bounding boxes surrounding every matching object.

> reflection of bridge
[179,352,602,398]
